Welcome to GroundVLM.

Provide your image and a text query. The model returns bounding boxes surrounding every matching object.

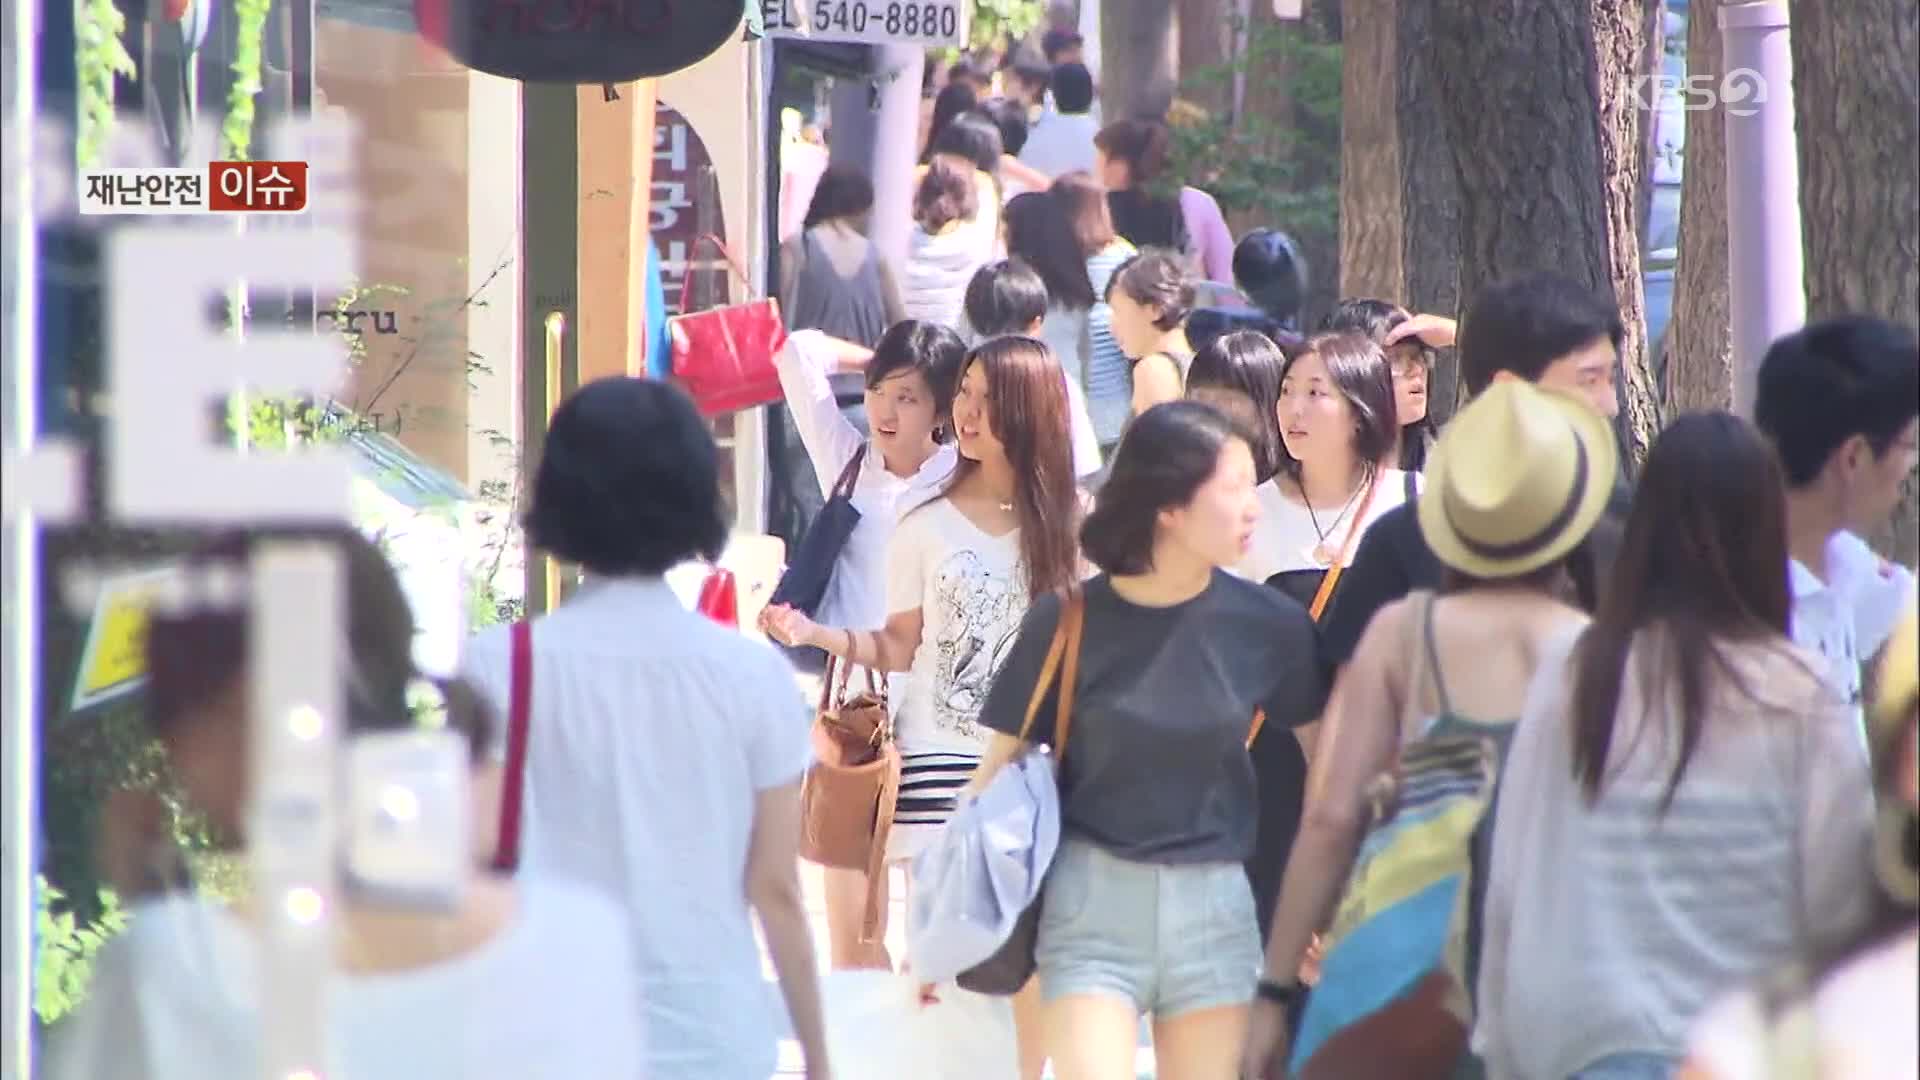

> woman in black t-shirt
[967,401,1329,1079]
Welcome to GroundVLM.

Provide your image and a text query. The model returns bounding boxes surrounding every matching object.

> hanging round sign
[413,0,744,84]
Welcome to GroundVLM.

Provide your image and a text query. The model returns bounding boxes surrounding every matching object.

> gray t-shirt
[981,571,1330,864]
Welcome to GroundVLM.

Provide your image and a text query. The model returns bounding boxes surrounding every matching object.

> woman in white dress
[50,529,644,1080]
[763,320,967,970]
[765,336,1085,1080]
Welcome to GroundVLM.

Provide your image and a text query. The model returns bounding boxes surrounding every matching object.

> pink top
[1181,186,1235,283]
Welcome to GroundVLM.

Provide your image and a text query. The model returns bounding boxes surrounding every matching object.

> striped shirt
[1475,629,1876,1079]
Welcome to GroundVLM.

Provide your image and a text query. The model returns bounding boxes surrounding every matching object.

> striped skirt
[887,750,980,863]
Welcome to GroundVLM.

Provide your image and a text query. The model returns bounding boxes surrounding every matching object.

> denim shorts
[1036,837,1262,1017]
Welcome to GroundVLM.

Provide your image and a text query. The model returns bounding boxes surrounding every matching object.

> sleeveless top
[788,227,891,349]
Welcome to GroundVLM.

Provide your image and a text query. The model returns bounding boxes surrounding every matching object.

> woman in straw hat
[1679,598,1917,1080]
[1474,412,1874,1079]
[1242,379,1619,1079]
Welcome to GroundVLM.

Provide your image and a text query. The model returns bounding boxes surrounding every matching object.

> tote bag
[769,446,864,615]
[667,233,789,416]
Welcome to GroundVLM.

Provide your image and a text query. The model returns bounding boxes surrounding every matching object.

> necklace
[998,499,1015,512]
[1304,468,1371,566]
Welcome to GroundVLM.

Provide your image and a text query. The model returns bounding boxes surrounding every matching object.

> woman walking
[902,157,996,328]
[766,321,967,968]
[1475,413,1874,1079]
[1242,380,1619,1079]
[461,379,829,1080]
[779,167,905,350]
[967,401,1330,1079]
[1322,298,1443,473]
[764,336,1084,1079]
[1105,250,1196,417]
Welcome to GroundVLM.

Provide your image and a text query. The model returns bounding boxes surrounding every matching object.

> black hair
[1755,316,1920,489]
[965,259,1051,338]
[921,82,981,164]
[866,320,968,441]
[978,98,1030,158]
[802,166,875,230]
[1010,60,1051,95]
[1325,297,1436,472]
[948,59,982,86]
[1279,332,1400,482]
[526,377,727,576]
[1050,61,1095,114]
[1233,230,1309,328]
[1006,191,1096,310]
[146,528,495,765]
[1107,249,1195,331]
[1457,272,1624,396]
[1570,412,1796,810]
[1082,400,1246,574]
[1042,27,1085,62]
[931,110,1005,176]
[1186,330,1287,483]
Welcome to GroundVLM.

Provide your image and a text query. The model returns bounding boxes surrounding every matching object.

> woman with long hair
[1005,172,1136,453]
[1183,330,1289,577]
[922,81,980,164]
[1092,118,1186,253]
[1106,249,1196,416]
[1475,413,1873,1079]
[1682,600,1917,1080]
[1242,381,1617,1079]
[1322,298,1440,473]
[901,156,995,328]
[764,336,1083,1079]
[1262,332,1416,611]
[959,259,1103,482]
[778,166,905,350]
[967,401,1329,1080]
[51,529,645,1079]
[764,321,966,969]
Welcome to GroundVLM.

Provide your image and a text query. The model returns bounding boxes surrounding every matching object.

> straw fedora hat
[1419,380,1619,579]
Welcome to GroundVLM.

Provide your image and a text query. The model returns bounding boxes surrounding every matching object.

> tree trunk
[1793,0,1920,565]
[1664,0,1733,413]
[1177,0,1237,118]
[1431,0,1658,466]
[1102,0,1178,120]
[1339,0,1464,420]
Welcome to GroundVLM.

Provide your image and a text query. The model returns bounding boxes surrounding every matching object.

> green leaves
[222,0,274,161]
[33,877,126,1026]
[75,0,137,169]
[970,0,1045,50]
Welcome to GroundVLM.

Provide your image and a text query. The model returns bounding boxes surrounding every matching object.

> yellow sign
[71,569,176,711]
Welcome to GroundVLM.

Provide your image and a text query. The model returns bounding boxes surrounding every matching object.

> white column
[867,43,924,270]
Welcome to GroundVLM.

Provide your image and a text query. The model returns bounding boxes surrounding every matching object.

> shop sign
[650,103,732,315]
[761,0,969,49]
[414,0,745,84]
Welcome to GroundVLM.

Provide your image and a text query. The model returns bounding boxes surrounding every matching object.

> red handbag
[667,234,789,417]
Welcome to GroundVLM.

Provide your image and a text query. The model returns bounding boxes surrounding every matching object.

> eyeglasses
[1389,346,1433,381]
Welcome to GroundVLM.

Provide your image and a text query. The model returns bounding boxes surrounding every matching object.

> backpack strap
[493,620,534,872]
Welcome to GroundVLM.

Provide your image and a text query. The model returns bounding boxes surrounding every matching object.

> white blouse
[461,578,813,1080]
[774,331,959,632]
[46,881,643,1080]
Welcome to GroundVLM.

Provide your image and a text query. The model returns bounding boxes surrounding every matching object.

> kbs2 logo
[1634,68,1768,117]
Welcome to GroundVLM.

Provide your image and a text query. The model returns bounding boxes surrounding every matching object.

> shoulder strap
[1404,467,1419,505]
[493,620,534,873]
[1401,590,1435,739]
[1308,470,1383,621]
[1015,590,1084,755]
[1421,589,1457,717]
[831,444,867,501]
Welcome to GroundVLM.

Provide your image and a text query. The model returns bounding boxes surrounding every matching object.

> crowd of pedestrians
[51,40,1919,1080]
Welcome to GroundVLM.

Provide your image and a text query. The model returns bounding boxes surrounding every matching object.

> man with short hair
[1318,272,1632,664]
[1042,27,1085,66]
[1754,317,1920,745]
[961,259,1104,482]
[1007,59,1052,121]
[1019,61,1099,178]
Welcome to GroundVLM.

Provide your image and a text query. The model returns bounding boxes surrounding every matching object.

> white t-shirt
[773,332,959,630]
[461,577,813,1080]
[885,497,1031,755]
[46,880,642,1080]
[1233,469,1419,586]
[1686,930,1918,1080]
[1789,530,1918,753]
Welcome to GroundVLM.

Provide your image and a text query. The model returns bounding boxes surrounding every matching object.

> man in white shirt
[1754,317,1920,747]
[1019,62,1100,179]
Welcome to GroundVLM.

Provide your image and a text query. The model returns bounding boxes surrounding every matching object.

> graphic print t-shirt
[886,497,1030,755]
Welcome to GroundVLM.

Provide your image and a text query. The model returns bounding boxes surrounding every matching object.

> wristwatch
[1255,977,1301,1008]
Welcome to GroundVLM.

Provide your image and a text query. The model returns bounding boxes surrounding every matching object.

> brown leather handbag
[798,656,899,942]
